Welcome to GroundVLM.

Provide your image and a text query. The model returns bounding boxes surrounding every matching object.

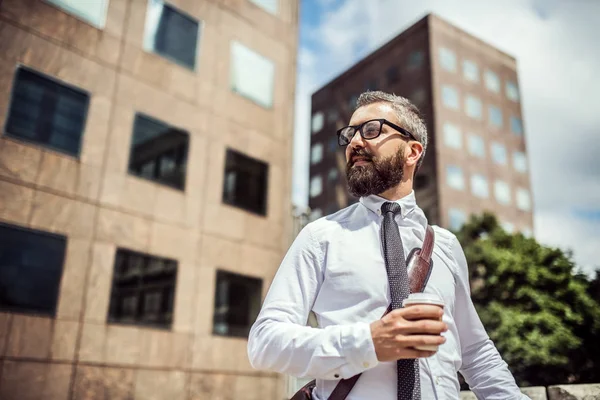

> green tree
[455,212,600,387]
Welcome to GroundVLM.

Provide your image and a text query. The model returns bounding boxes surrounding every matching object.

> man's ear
[406,141,423,169]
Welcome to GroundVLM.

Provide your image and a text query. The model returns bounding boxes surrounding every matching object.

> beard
[346,145,406,198]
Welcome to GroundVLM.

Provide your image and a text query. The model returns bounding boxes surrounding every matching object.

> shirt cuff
[339,322,379,378]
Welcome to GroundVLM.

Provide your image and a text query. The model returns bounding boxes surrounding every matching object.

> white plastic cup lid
[402,293,445,308]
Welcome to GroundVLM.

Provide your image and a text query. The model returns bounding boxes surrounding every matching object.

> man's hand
[370,305,448,361]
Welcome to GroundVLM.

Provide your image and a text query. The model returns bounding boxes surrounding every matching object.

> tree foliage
[455,212,600,387]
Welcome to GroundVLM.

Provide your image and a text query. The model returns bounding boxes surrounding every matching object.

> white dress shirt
[248,192,529,400]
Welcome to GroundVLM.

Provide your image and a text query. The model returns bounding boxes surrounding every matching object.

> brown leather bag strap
[325,225,435,400]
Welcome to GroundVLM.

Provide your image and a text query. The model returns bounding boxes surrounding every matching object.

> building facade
[0,0,298,399]
[308,14,533,236]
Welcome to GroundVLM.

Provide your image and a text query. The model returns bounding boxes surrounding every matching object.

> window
[446,165,464,190]
[506,81,520,102]
[484,70,500,93]
[328,137,338,153]
[230,41,275,108]
[516,188,531,211]
[327,109,339,125]
[310,176,322,198]
[521,228,533,238]
[128,114,189,190]
[410,89,426,106]
[439,47,456,72]
[348,94,358,111]
[494,180,511,205]
[310,143,323,165]
[468,135,485,158]
[443,123,462,149]
[386,66,400,84]
[311,112,324,134]
[46,0,109,28]
[491,142,507,165]
[408,50,424,69]
[471,174,489,198]
[465,95,482,119]
[143,0,200,70]
[223,149,269,216]
[364,79,378,91]
[328,168,338,182]
[502,222,514,233]
[513,151,528,173]
[309,208,322,221]
[213,270,262,338]
[463,60,479,83]
[108,249,177,329]
[0,223,66,316]
[441,85,459,110]
[448,209,466,231]
[5,67,89,157]
[414,174,429,190]
[510,116,523,136]
[249,0,278,15]
[489,105,503,127]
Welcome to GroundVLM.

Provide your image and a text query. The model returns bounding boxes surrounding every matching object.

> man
[248,91,528,400]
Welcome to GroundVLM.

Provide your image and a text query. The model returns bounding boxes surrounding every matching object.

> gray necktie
[380,202,420,400]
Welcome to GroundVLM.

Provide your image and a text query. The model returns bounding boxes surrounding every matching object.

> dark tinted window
[108,249,178,329]
[128,113,189,190]
[0,223,67,316]
[149,1,199,69]
[386,66,400,84]
[5,67,89,156]
[213,270,262,338]
[223,149,269,216]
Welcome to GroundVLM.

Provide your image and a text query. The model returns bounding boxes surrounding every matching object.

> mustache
[349,149,374,162]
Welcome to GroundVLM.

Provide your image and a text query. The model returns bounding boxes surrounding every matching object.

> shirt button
[435,376,441,385]
[334,374,340,379]
[363,362,370,368]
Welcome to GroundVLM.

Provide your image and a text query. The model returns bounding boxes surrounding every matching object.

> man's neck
[378,179,413,201]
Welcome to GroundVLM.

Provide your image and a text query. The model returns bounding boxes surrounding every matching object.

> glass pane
[442,85,459,109]
[46,0,109,27]
[311,112,324,133]
[250,0,278,14]
[310,176,323,197]
[6,68,88,156]
[485,70,500,93]
[494,180,511,205]
[443,123,462,149]
[463,60,479,82]
[310,143,323,165]
[468,135,485,158]
[492,143,507,165]
[489,105,503,127]
[506,81,520,101]
[471,174,489,198]
[465,95,482,119]
[0,224,66,316]
[448,209,466,231]
[129,114,189,190]
[222,149,269,215]
[446,165,464,190]
[517,188,531,211]
[439,47,456,72]
[408,50,424,69]
[230,41,275,108]
[513,151,527,172]
[144,0,199,69]
[510,116,523,135]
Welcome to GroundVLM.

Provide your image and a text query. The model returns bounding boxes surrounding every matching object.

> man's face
[344,102,408,198]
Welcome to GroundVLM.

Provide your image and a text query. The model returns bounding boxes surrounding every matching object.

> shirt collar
[359,191,417,219]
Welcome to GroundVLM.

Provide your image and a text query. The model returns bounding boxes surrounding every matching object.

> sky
[291,0,600,276]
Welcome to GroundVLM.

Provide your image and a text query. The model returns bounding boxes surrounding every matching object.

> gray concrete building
[308,14,534,236]
[0,0,298,398]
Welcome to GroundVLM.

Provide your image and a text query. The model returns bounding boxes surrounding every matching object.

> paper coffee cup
[402,293,445,352]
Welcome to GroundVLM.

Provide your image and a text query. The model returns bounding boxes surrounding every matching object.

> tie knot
[381,201,402,216]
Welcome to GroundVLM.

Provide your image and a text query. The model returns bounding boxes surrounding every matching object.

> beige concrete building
[0,0,298,399]
[309,14,534,236]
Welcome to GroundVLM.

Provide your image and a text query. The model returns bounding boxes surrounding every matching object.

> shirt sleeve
[451,236,530,400]
[247,223,379,380]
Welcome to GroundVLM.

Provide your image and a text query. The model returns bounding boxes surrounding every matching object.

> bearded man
[247,91,528,400]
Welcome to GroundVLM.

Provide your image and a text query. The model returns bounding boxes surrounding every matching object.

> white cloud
[292,0,600,274]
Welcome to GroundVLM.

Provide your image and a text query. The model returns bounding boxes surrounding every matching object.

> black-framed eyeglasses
[336,118,417,146]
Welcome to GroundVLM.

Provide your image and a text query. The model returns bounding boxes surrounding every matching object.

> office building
[0,0,298,398]
[308,13,533,236]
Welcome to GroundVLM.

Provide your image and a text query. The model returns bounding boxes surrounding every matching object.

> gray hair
[355,91,428,171]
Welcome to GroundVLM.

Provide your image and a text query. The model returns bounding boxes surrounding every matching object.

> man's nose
[348,129,365,148]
